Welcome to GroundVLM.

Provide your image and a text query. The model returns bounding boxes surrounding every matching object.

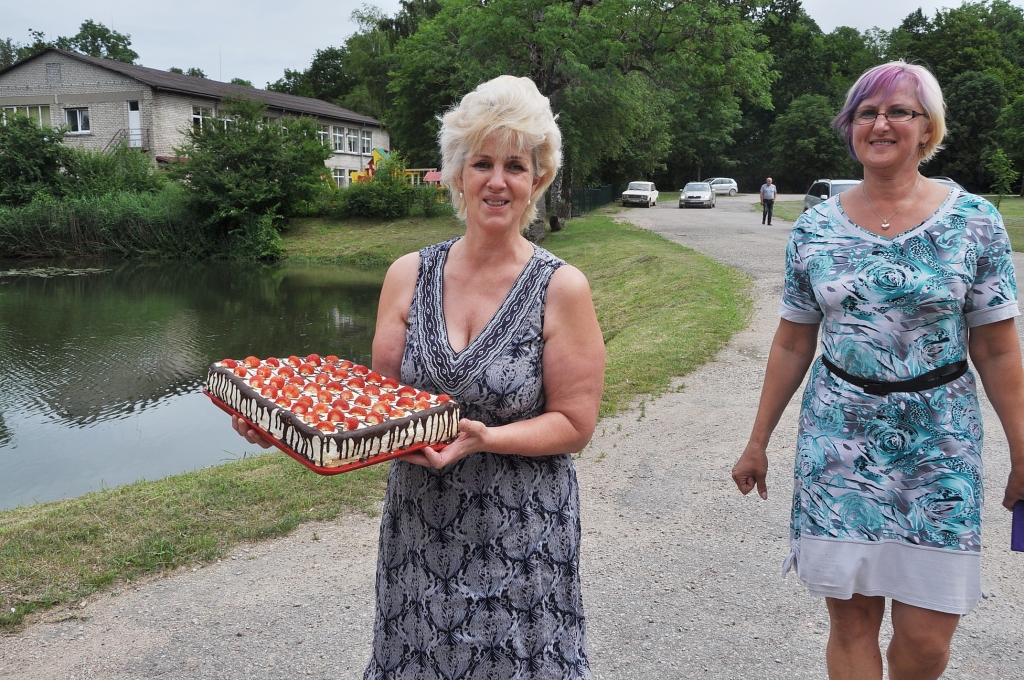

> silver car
[679,182,716,209]
[705,177,739,196]
[803,179,861,212]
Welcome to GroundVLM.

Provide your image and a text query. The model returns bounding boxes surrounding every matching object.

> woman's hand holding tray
[204,354,459,475]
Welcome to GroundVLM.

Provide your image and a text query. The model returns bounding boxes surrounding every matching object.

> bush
[330,154,415,220]
[0,186,210,259]
[63,144,164,197]
[0,115,67,206]
[168,97,332,252]
[414,185,452,218]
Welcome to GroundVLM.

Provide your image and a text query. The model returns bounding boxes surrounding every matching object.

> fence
[570,184,617,217]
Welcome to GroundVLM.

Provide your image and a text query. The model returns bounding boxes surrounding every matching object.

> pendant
[881,220,890,230]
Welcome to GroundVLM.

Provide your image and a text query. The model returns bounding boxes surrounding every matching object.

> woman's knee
[890,602,959,664]
[826,595,885,643]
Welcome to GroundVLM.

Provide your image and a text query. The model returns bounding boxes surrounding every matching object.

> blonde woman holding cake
[231,75,603,677]
[363,75,605,679]
[732,61,1024,679]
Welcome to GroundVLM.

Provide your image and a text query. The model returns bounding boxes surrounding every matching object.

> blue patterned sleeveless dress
[363,238,592,680]
[780,189,1019,614]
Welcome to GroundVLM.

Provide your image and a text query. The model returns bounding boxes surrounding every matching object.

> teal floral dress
[780,188,1018,614]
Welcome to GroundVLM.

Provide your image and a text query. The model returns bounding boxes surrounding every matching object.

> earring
[459,192,463,197]
[527,199,531,205]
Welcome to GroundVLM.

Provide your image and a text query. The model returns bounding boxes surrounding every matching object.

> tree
[769,94,857,191]
[0,114,67,206]
[386,0,772,196]
[998,93,1024,195]
[2,21,137,66]
[54,20,138,63]
[169,67,206,78]
[0,38,18,69]
[230,78,254,87]
[925,70,1006,190]
[168,98,331,257]
[986,148,1020,207]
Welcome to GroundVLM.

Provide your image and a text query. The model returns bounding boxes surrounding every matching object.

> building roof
[0,48,381,127]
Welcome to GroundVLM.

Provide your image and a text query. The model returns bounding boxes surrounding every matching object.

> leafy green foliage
[0,186,207,259]
[333,154,415,220]
[415,185,452,218]
[168,98,332,258]
[986,148,1020,208]
[770,94,857,190]
[0,115,67,206]
[386,0,772,192]
[2,21,137,66]
[925,70,1007,189]
[230,77,254,87]
[63,145,165,197]
[54,19,138,63]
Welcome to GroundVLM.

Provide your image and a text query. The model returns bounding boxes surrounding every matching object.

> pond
[0,260,385,512]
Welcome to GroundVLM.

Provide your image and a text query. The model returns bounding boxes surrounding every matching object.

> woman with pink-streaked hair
[733,61,1024,679]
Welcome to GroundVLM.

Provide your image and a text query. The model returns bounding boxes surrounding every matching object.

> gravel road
[3,195,1022,679]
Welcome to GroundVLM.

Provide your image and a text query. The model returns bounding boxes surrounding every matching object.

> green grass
[283,215,465,268]
[543,213,751,416]
[0,455,388,630]
[992,196,1024,251]
[0,209,750,631]
[751,199,804,223]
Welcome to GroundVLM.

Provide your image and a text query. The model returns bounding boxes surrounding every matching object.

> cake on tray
[205,354,459,468]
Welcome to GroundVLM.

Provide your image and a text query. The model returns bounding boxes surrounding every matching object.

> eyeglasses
[852,108,929,125]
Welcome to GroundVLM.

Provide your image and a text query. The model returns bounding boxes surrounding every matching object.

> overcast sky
[4,1,1024,88]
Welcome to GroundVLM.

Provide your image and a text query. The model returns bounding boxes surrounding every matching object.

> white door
[127,101,142,147]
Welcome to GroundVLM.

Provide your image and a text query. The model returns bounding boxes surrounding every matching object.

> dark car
[803,179,862,212]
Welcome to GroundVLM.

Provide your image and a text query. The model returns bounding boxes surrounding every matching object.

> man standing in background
[760,177,776,225]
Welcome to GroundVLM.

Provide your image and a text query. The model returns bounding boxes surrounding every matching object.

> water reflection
[0,259,384,511]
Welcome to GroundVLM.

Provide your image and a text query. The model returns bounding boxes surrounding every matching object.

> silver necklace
[862,177,921,231]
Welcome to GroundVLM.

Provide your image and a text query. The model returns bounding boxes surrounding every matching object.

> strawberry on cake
[205,354,459,468]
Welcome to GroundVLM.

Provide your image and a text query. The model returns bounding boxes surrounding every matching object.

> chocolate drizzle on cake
[205,363,460,467]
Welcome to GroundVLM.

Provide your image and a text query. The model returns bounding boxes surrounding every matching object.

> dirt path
[3,195,1022,679]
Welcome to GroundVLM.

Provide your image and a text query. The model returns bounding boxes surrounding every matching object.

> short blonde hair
[832,61,946,164]
[438,75,562,229]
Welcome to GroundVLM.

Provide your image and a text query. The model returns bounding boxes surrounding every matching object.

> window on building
[333,126,345,152]
[347,128,358,153]
[332,168,347,187]
[361,130,372,154]
[192,106,214,129]
[1,105,51,126]
[318,124,330,146]
[65,108,90,133]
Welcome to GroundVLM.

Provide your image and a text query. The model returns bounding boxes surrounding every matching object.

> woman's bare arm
[732,319,819,499]
[969,318,1024,510]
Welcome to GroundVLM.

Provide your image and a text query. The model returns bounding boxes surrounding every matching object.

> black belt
[820,355,968,396]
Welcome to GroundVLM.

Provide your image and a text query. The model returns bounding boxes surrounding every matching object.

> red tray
[204,388,447,476]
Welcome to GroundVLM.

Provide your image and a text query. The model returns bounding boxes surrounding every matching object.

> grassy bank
[544,214,750,415]
[0,209,750,631]
[996,197,1024,251]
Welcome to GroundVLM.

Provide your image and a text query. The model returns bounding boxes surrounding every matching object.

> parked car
[803,178,862,212]
[621,181,659,207]
[929,176,965,191]
[705,177,739,196]
[679,182,716,209]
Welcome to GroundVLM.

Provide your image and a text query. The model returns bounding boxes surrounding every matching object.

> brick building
[0,48,388,186]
